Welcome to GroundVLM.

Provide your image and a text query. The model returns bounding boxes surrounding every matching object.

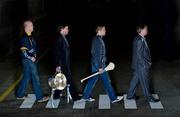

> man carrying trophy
[53,24,80,101]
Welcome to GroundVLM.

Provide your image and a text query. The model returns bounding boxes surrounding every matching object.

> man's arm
[20,37,35,62]
[136,39,145,69]
[54,38,64,72]
[92,38,104,72]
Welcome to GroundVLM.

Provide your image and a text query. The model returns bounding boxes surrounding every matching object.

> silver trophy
[48,72,72,108]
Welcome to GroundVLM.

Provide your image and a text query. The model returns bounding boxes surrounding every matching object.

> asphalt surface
[0,56,180,117]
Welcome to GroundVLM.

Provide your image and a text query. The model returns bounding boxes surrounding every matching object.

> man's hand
[99,68,104,74]
[28,49,35,53]
[31,57,36,62]
[56,66,61,73]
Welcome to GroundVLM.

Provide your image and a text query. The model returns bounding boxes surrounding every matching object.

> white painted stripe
[20,94,36,108]
[45,97,60,108]
[45,88,60,108]
[73,99,86,109]
[98,94,111,109]
[124,94,137,109]
[149,94,163,109]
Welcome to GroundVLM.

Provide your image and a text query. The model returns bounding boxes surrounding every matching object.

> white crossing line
[123,94,137,109]
[149,94,163,109]
[20,94,36,108]
[45,95,60,108]
[98,95,111,109]
[73,99,86,109]
[19,94,163,110]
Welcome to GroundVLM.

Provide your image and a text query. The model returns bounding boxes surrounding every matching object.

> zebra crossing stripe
[73,99,86,109]
[124,94,137,109]
[98,95,111,109]
[45,96,60,108]
[18,93,163,109]
[149,94,163,109]
[20,94,36,108]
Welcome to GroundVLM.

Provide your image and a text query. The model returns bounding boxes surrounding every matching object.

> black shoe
[127,95,140,100]
[73,95,82,101]
[53,90,62,99]
[53,96,60,100]
[148,98,160,102]
[53,94,65,100]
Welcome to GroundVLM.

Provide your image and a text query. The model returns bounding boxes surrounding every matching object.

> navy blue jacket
[132,35,152,70]
[54,34,70,67]
[20,34,37,59]
[91,35,106,69]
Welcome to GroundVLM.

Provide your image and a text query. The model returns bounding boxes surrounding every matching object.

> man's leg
[64,65,77,100]
[101,71,117,101]
[53,90,62,99]
[30,61,43,100]
[83,76,98,99]
[83,64,99,99]
[16,59,31,98]
[127,69,139,98]
[139,68,153,100]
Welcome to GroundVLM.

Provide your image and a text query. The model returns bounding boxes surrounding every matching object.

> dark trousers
[127,68,153,100]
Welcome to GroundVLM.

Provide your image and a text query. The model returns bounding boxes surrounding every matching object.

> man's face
[100,27,106,36]
[25,21,34,33]
[62,26,69,35]
[141,26,148,36]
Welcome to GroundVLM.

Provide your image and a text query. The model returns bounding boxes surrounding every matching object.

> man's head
[23,20,33,35]
[96,26,106,37]
[137,24,148,37]
[58,25,69,36]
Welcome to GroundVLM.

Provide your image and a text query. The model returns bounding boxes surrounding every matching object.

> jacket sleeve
[32,39,37,57]
[20,37,31,59]
[136,39,145,68]
[92,38,103,68]
[54,39,64,67]
[27,39,37,58]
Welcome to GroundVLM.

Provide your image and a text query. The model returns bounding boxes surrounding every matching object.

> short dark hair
[136,24,147,33]
[58,24,68,32]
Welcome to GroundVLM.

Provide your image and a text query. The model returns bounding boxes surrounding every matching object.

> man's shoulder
[134,35,142,39]
[55,36,65,48]
[56,36,64,42]
[92,36,101,42]
[21,34,28,39]
[92,38,100,47]
[20,35,29,43]
[92,35,97,39]
[134,35,143,42]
